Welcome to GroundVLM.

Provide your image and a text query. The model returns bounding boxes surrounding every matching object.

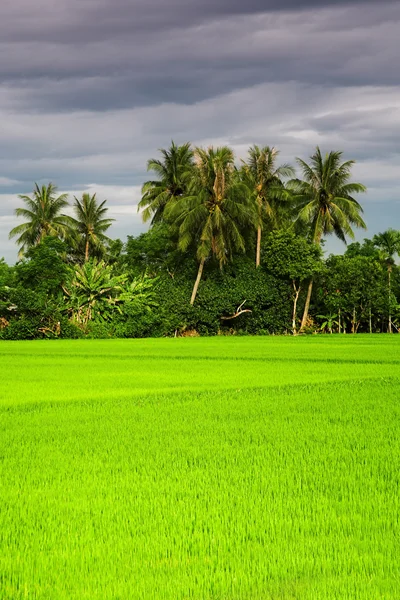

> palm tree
[166,146,256,305]
[241,146,294,267]
[70,193,114,262]
[9,183,70,256]
[373,229,400,333]
[138,141,194,224]
[290,147,367,330]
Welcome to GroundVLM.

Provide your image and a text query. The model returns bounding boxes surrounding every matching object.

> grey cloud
[1,2,399,115]
[1,0,396,44]
[1,81,399,188]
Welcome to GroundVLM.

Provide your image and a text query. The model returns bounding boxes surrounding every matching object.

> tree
[263,230,322,334]
[0,259,14,288]
[70,193,114,262]
[124,223,190,278]
[373,229,400,333]
[345,238,380,259]
[106,238,125,268]
[241,146,294,267]
[1,237,70,337]
[9,183,71,256]
[16,236,69,297]
[290,147,366,330]
[166,146,256,305]
[138,141,194,224]
[321,255,386,333]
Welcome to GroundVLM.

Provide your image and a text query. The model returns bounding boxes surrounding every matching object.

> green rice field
[1,335,399,599]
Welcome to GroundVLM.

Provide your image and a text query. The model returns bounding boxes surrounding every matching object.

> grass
[0,335,399,599]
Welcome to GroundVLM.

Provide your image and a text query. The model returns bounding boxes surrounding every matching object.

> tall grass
[1,336,399,599]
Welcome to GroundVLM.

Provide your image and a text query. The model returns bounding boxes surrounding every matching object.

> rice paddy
[1,335,399,599]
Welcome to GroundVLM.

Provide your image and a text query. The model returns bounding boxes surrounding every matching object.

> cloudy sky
[0,0,399,262]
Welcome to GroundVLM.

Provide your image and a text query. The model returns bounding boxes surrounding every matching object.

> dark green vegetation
[1,336,399,599]
[2,143,400,339]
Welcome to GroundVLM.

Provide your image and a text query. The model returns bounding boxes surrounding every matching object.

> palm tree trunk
[369,305,372,334]
[190,258,205,305]
[300,279,313,331]
[255,196,262,268]
[85,238,90,263]
[338,308,341,334]
[388,268,392,333]
[256,226,262,268]
[300,232,321,331]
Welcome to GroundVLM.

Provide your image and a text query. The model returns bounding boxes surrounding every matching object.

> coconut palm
[70,193,114,262]
[138,141,194,224]
[241,146,295,267]
[373,229,400,333]
[166,146,256,305]
[290,147,366,330]
[9,183,71,256]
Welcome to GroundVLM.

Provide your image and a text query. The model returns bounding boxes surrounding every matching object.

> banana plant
[64,260,158,327]
[317,313,339,334]
[63,260,126,326]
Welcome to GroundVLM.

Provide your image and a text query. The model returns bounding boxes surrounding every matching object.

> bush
[84,322,115,339]
[114,313,164,338]
[59,319,85,339]
[0,318,44,340]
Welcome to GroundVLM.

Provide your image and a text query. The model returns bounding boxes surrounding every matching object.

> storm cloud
[0,0,399,261]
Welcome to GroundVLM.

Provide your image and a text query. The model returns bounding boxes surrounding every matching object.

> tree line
[1,142,399,339]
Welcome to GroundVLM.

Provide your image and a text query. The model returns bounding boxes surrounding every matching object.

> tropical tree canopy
[138,141,194,224]
[288,147,367,330]
[373,229,400,333]
[241,146,294,266]
[291,147,367,244]
[165,146,256,303]
[169,146,256,266]
[9,183,70,257]
[70,193,115,262]
[373,229,400,268]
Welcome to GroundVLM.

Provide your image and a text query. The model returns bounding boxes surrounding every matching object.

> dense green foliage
[2,225,399,338]
[1,336,399,599]
[2,143,399,338]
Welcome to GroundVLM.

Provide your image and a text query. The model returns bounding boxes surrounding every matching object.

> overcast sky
[1,0,399,262]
